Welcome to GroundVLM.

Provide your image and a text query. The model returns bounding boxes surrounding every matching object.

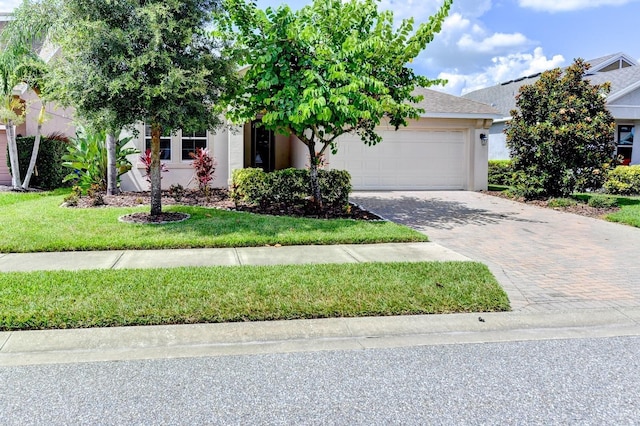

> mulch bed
[71,188,383,223]
[482,190,620,219]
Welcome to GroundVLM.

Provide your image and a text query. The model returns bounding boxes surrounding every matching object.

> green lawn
[0,262,510,331]
[489,186,640,228]
[0,190,427,253]
[573,193,640,227]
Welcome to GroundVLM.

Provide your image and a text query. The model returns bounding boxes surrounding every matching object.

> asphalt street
[2,336,639,425]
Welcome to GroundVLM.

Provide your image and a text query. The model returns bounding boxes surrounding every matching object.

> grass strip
[0,191,427,253]
[605,197,640,227]
[574,193,640,227]
[0,262,510,331]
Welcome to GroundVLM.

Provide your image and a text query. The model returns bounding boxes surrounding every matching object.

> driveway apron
[352,191,640,312]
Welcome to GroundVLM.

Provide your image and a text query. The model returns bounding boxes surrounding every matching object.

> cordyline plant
[216,0,452,210]
[189,147,216,193]
[140,149,168,186]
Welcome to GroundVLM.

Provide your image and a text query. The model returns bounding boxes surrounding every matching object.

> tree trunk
[106,132,118,195]
[307,140,323,210]
[6,120,23,190]
[150,122,162,216]
[21,104,46,190]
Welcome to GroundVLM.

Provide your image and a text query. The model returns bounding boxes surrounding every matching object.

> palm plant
[0,0,59,190]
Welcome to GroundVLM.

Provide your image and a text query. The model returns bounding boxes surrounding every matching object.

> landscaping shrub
[62,130,138,192]
[9,135,69,189]
[189,147,216,193]
[231,168,352,208]
[267,168,308,205]
[587,194,618,208]
[547,197,577,208]
[319,169,351,206]
[604,165,640,195]
[505,60,616,199]
[488,160,513,186]
[139,148,169,186]
[231,168,268,205]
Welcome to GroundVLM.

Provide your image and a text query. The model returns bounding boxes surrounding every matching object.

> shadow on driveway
[352,195,545,230]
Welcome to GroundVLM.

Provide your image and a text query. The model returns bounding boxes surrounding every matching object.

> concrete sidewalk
[0,242,468,272]
[2,241,640,367]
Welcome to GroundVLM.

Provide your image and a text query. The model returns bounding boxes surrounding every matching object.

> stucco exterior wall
[488,122,509,160]
[291,117,490,191]
[120,125,232,192]
[22,90,76,138]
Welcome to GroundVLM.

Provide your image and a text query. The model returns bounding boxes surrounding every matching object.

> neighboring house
[463,52,640,165]
[120,87,500,192]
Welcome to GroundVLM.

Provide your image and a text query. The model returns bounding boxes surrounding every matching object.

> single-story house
[463,52,640,165]
[1,9,503,192]
[118,87,500,192]
[1,85,501,191]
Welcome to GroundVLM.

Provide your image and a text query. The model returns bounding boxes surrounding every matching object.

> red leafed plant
[140,149,169,185]
[189,147,216,193]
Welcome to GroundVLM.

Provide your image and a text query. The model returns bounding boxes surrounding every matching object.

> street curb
[2,308,639,367]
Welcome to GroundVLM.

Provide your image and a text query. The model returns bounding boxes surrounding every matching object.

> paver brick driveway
[352,191,640,312]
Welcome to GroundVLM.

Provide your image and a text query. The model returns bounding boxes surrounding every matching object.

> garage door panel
[330,130,466,190]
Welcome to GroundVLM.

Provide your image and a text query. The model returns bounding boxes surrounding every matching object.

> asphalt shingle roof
[462,53,640,117]
[413,87,501,117]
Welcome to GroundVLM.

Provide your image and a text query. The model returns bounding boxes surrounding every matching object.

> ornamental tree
[505,59,616,199]
[217,0,452,209]
[0,0,56,190]
[50,0,236,214]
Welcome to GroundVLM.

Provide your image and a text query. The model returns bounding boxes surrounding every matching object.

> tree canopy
[49,0,237,213]
[217,0,452,207]
[505,59,616,198]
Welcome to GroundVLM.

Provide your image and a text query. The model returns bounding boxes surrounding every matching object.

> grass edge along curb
[0,261,510,331]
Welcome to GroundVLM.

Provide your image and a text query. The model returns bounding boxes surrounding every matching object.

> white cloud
[457,32,529,53]
[518,0,634,12]
[433,47,565,95]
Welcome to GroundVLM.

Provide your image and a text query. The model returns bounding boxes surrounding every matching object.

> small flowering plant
[189,147,216,193]
[139,149,169,185]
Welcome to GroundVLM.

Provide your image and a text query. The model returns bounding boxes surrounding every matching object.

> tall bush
[8,134,69,190]
[505,59,615,198]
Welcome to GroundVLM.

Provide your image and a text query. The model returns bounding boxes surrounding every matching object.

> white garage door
[329,130,467,190]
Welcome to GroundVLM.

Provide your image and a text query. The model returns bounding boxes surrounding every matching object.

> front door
[251,120,275,172]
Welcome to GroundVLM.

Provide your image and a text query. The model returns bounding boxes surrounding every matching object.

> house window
[617,125,634,165]
[181,130,208,161]
[144,125,172,160]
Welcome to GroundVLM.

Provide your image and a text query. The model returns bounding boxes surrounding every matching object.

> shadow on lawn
[351,195,545,230]
[151,205,404,242]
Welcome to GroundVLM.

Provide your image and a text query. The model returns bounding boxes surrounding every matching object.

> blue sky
[253,0,640,95]
[2,0,639,95]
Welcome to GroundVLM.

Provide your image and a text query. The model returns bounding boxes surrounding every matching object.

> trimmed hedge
[488,160,513,186]
[7,136,69,190]
[232,167,352,208]
[604,165,640,195]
